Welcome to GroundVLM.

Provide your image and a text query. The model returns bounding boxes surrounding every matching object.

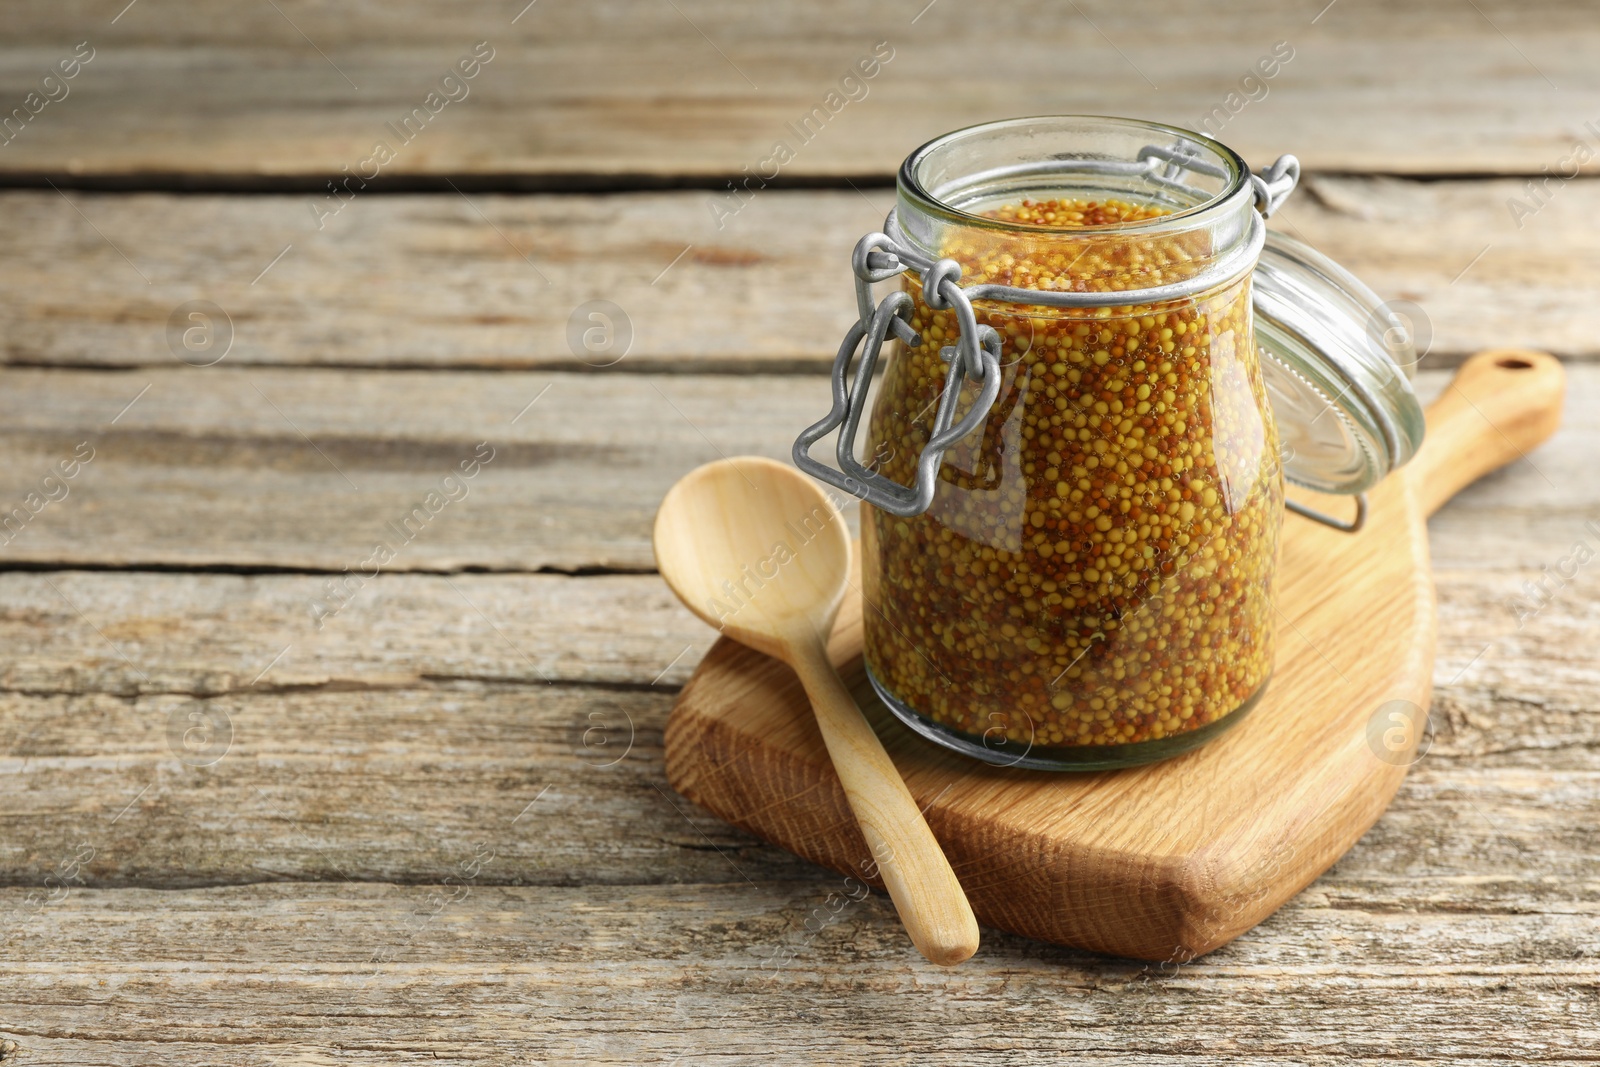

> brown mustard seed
[862,197,1282,751]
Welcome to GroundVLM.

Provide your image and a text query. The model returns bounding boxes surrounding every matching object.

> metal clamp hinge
[1252,155,1300,218]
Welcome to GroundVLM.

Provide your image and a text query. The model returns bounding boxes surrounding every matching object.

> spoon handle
[789,640,980,966]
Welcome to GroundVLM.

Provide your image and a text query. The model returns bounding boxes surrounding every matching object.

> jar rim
[898,114,1252,238]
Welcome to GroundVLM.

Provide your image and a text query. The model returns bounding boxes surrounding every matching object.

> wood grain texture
[2,1,1599,181]
[0,681,819,890]
[661,354,1566,960]
[2,884,1598,1066]
[1,569,1598,894]
[4,680,1597,892]
[5,179,1600,373]
[0,365,1597,573]
[0,4,1593,1053]
[2,435,1597,1063]
[0,366,812,571]
[0,571,714,695]
[1408,351,1567,515]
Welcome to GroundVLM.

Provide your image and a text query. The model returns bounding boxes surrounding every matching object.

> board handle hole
[1496,356,1534,370]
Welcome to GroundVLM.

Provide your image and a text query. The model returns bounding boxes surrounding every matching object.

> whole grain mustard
[862,198,1282,757]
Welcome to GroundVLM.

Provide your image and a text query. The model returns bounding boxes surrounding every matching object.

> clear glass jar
[793,116,1424,771]
[867,116,1278,769]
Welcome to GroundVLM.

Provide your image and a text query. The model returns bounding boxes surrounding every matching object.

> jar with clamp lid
[794,116,1426,771]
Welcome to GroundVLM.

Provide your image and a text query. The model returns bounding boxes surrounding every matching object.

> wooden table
[2,2,1597,1062]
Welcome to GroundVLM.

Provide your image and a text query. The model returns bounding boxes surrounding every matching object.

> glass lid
[1252,229,1426,496]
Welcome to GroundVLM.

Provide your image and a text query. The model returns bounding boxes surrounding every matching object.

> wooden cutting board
[664,350,1565,962]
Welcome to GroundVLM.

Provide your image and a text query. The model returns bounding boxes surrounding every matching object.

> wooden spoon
[653,455,980,966]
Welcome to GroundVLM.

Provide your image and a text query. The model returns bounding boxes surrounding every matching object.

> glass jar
[795,116,1424,771]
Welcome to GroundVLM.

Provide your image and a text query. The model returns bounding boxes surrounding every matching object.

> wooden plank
[2,884,1597,1065]
[0,572,714,695]
[0,366,1590,572]
[0,191,881,372]
[0,345,1577,703]
[0,366,814,571]
[1,562,1595,761]
[1,683,823,888]
[1,564,1597,755]
[1,1,1596,180]
[0,659,1593,895]
[5,180,1600,373]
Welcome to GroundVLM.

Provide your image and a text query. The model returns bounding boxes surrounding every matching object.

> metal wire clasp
[793,147,1304,520]
[1251,155,1300,218]
[792,232,1003,516]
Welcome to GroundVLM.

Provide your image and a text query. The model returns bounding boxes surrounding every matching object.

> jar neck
[894,117,1258,304]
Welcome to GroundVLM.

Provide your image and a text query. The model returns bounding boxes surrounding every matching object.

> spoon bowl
[653,456,980,966]
[653,456,850,661]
